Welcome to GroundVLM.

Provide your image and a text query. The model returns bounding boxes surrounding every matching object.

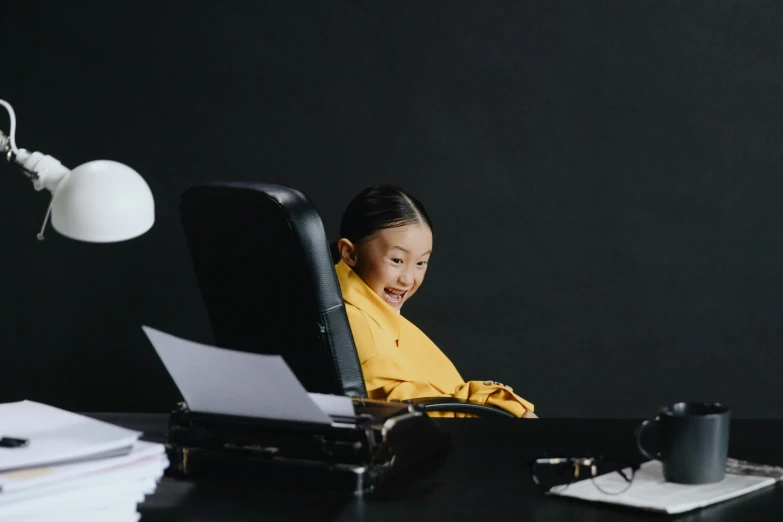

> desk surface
[93,414,783,522]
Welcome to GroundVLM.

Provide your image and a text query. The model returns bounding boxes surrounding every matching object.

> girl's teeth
[385,288,404,300]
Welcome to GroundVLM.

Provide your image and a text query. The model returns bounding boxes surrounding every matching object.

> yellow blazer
[335,260,534,417]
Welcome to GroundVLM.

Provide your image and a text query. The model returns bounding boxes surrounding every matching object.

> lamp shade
[50,160,155,242]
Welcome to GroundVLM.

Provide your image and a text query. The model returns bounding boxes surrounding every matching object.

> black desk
[92,414,783,521]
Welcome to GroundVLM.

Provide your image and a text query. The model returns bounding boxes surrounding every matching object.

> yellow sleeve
[344,304,535,418]
[364,354,535,418]
[452,381,535,418]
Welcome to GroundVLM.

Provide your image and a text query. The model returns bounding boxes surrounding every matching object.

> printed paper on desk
[0,401,140,473]
[0,440,166,493]
[0,453,166,507]
[551,460,777,514]
[142,326,333,425]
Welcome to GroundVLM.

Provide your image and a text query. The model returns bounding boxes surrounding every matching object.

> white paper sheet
[0,457,166,507]
[142,326,333,425]
[552,460,776,514]
[0,401,141,473]
[0,493,142,517]
[308,393,355,419]
[0,508,141,522]
[0,441,165,493]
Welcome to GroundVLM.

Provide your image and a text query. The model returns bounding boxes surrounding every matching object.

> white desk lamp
[0,99,154,242]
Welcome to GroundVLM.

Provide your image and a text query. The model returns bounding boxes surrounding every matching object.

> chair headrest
[179,181,366,397]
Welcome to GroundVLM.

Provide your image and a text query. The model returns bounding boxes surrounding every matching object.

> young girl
[334,185,537,418]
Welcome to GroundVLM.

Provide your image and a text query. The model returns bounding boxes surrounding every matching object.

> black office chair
[179,181,514,418]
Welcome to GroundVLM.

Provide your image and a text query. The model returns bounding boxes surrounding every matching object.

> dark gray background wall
[1,1,781,418]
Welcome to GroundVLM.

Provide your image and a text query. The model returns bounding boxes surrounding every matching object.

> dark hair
[342,185,433,242]
[331,185,432,263]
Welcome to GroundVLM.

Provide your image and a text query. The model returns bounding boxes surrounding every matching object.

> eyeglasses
[528,455,640,495]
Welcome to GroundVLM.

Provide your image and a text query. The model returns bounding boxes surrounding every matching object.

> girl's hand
[522,410,538,419]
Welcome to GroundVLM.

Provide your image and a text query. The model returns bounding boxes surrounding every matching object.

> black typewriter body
[165,399,450,495]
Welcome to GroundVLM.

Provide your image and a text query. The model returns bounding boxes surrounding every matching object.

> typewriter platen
[165,398,450,495]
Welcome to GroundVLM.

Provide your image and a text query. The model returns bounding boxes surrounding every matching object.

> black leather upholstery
[180,182,367,398]
[180,181,513,419]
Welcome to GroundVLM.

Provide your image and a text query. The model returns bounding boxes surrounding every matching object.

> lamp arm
[1,99,67,241]
[0,99,70,193]
[0,99,19,155]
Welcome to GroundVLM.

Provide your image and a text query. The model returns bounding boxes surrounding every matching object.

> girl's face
[342,223,433,311]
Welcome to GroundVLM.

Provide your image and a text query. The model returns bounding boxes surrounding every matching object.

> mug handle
[635,417,663,461]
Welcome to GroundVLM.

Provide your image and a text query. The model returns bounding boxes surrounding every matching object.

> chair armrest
[401,397,516,419]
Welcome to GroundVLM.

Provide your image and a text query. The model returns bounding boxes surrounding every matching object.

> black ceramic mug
[636,402,730,485]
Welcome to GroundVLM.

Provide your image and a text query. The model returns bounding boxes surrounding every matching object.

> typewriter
[165,397,450,495]
[142,326,450,494]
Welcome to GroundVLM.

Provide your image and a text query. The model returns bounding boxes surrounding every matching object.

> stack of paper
[0,400,168,522]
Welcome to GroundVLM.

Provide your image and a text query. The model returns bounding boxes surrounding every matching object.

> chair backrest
[179,181,368,398]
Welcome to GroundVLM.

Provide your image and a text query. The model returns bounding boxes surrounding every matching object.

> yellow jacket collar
[335,260,401,342]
